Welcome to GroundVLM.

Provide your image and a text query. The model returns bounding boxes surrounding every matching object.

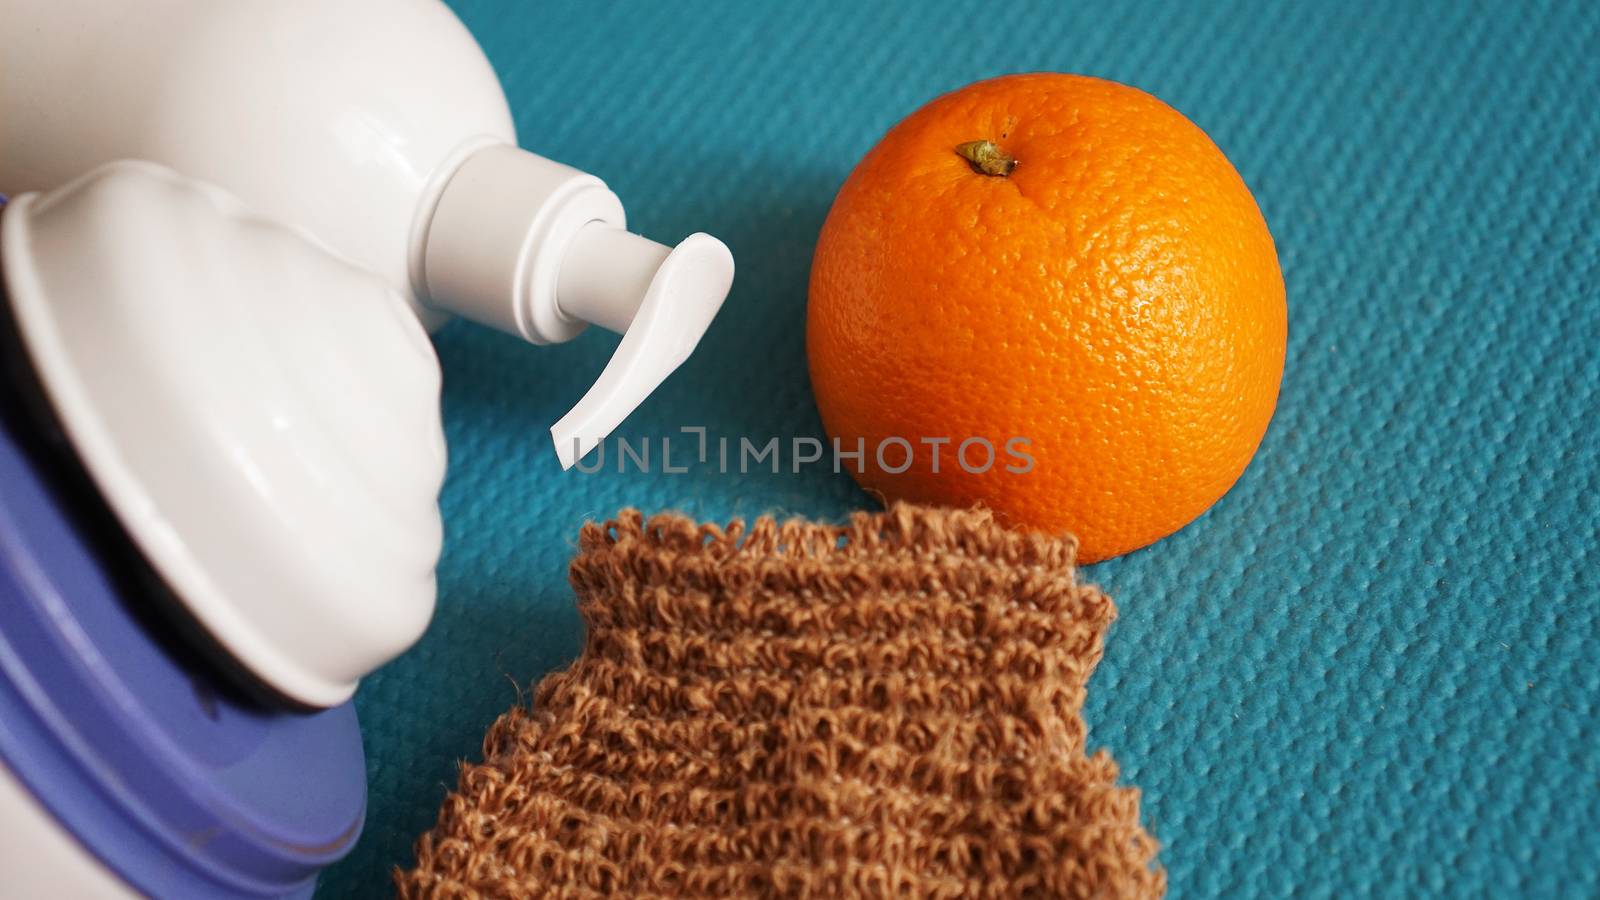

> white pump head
[422,144,734,467]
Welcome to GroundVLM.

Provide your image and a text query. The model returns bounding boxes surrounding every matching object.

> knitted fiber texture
[397,504,1163,898]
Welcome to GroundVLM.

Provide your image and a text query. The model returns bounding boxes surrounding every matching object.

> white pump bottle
[0,0,733,468]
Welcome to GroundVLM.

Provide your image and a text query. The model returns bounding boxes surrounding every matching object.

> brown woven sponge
[397,504,1163,898]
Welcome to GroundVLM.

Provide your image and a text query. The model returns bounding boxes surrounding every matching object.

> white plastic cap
[422,144,733,467]
[1,162,446,708]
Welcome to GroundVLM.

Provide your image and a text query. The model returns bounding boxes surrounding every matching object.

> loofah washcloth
[397,504,1163,898]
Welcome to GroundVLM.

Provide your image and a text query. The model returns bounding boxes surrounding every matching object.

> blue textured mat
[320,1,1600,895]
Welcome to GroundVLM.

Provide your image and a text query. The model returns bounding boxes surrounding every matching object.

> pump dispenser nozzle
[423,144,733,468]
[553,229,731,467]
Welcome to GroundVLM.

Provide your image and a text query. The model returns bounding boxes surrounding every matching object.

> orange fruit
[807,73,1285,563]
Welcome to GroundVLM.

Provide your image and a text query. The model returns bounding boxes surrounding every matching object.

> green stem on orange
[955,140,1016,176]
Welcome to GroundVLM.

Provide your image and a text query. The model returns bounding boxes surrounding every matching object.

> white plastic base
[0,761,136,899]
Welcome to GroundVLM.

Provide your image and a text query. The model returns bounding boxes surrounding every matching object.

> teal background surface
[322,0,1600,895]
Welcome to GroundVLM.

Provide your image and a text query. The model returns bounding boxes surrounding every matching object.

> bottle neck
[421,144,626,344]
